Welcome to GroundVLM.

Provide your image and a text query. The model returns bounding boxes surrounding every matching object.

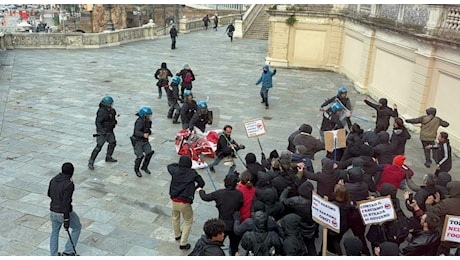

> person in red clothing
[377,155,413,192]
[237,170,256,223]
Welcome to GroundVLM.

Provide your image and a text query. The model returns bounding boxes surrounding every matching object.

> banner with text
[243,118,267,138]
[357,196,396,225]
[312,192,340,234]
[441,215,460,243]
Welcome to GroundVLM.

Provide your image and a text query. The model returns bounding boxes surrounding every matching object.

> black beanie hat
[62,162,74,175]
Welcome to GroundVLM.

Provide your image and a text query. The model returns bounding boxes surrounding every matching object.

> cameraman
[208,125,244,174]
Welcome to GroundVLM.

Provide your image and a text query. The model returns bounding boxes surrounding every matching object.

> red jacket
[377,164,413,191]
[237,183,256,223]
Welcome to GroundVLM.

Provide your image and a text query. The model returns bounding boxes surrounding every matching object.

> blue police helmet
[331,102,344,112]
[171,76,181,84]
[338,87,347,94]
[101,96,114,106]
[184,90,192,97]
[138,106,152,117]
[198,101,207,109]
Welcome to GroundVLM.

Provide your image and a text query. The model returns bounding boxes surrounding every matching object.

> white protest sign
[357,196,396,225]
[441,215,460,243]
[311,192,340,234]
[243,118,266,138]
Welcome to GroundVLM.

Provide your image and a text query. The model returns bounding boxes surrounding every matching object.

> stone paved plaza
[0,27,457,256]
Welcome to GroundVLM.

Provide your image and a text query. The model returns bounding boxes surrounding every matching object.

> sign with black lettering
[357,196,396,225]
[312,192,340,234]
[441,215,460,243]
[243,118,266,138]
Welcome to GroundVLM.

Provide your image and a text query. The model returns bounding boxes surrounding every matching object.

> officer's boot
[88,148,100,170]
[141,151,154,174]
[172,112,180,124]
[105,143,117,162]
[134,157,143,177]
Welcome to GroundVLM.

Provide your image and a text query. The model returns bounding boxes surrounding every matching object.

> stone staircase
[244,4,270,40]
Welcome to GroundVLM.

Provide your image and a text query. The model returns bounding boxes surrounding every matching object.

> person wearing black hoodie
[280,181,318,255]
[364,96,398,133]
[279,213,308,255]
[390,117,411,155]
[303,157,347,199]
[168,155,205,250]
[287,124,308,153]
[188,218,226,256]
[344,167,372,255]
[48,162,82,256]
[373,131,396,165]
[245,152,265,186]
[198,173,243,256]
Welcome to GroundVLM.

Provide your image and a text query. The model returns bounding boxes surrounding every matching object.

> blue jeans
[50,211,82,256]
[260,88,269,106]
[208,156,236,175]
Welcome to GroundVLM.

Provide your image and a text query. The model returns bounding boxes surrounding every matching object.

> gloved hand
[233,211,240,221]
[64,219,70,231]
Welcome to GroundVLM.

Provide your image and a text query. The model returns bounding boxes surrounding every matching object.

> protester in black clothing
[302,157,347,199]
[280,181,318,256]
[373,131,395,165]
[168,155,205,250]
[341,123,364,162]
[252,176,284,221]
[225,22,235,42]
[189,218,226,256]
[180,90,197,130]
[240,210,283,256]
[401,212,441,256]
[271,150,303,198]
[344,167,371,255]
[335,148,378,193]
[343,237,363,256]
[88,96,118,170]
[169,24,178,49]
[131,106,154,177]
[245,152,265,186]
[198,174,243,256]
[233,200,282,238]
[166,75,181,124]
[364,96,398,133]
[48,163,81,256]
[154,62,173,99]
[287,124,308,153]
[208,125,244,175]
[292,123,324,160]
[390,117,411,155]
[279,213,308,256]
[374,241,401,256]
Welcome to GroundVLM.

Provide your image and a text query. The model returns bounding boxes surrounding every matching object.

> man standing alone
[48,162,82,256]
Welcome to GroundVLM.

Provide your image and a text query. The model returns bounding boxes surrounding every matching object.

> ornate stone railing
[178,13,241,33]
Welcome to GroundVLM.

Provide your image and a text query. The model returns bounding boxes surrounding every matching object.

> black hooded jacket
[188,235,225,256]
[303,158,346,198]
[168,156,205,204]
[199,174,243,232]
[373,131,395,165]
[391,126,411,155]
[279,213,308,256]
[345,167,369,203]
[364,98,398,132]
[48,173,74,220]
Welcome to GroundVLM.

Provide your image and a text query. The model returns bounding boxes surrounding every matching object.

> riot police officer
[180,90,197,130]
[189,100,212,133]
[88,96,118,170]
[131,106,155,177]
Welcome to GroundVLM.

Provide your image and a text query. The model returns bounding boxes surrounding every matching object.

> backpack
[159,69,168,80]
[188,244,213,256]
[184,71,192,84]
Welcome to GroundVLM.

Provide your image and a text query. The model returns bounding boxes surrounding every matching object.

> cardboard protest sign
[324,128,346,152]
[243,118,266,138]
[441,215,460,243]
[312,192,340,234]
[357,196,396,225]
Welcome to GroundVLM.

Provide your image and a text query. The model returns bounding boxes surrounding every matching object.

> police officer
[189,100,212,133]
[131,106,155,177]
[180,90,197,130]
[167,75,182,124]
[88,96,118,170]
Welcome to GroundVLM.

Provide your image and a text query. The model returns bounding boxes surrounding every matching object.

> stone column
[355,27,376,94]
[425,4,445,36]
[234,19,243,39]
[179,17,188,33]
